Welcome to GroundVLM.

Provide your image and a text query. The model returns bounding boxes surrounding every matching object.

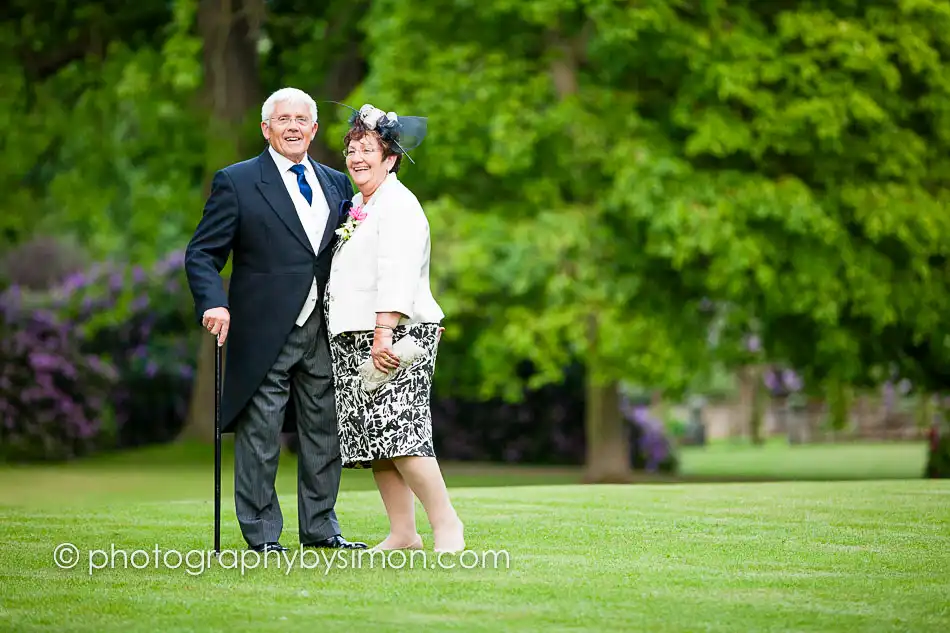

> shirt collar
[268,145,314,177]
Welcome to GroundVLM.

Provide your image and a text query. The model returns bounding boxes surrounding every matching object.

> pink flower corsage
[335,204,366,242]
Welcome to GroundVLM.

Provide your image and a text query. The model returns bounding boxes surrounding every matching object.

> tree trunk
[750,366,766,445]
[178,1,263,443]
[198,0,263,126]
[546,25,628,483]
[582,315,632,483]
[737,365,765,444]
[196,0,265,168]
[181,328,228,442]
[826,378,852,440]
[736,366,752,440]
[583,377,632,483]
[181,276,230,441]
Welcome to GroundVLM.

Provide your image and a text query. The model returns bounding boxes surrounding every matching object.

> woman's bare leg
[371,458,422,549]
[392,456,464,552]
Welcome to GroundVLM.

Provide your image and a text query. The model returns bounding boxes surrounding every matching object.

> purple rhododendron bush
[0,250,198,462]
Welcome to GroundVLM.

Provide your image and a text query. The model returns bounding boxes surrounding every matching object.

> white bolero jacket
[326,172,444,337]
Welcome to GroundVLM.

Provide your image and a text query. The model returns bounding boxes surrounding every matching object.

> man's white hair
[261,87,318,123]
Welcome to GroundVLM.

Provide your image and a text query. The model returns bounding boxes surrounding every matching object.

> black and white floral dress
[323,285,441,469]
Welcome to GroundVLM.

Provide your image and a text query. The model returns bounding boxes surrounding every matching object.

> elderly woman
[324,104,464,553]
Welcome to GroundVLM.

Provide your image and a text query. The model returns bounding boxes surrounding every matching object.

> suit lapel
[309,156,348,254]
[255,150,315,256]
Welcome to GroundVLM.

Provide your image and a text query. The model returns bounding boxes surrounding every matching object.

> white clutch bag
[358,335,428,393]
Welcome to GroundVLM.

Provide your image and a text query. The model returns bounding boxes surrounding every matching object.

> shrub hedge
[0,286,118,460]
[0,250,198,461]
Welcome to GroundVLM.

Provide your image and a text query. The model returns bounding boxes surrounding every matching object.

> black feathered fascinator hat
[331,102,428,164]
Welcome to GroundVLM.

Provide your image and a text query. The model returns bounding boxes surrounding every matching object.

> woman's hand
[371,328,400,373]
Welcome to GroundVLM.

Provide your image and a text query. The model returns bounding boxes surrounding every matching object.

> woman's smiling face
[345,132,397,193]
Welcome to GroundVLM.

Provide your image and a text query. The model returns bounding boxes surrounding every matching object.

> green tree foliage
[0,0,373,264]
[0,0,209,264]
[351,0,950,475]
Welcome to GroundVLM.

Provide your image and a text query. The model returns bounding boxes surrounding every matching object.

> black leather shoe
[249,542,289,553]
[302,535,367,549]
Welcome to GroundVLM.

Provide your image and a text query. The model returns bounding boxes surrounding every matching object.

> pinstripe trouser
[232,306,341,547]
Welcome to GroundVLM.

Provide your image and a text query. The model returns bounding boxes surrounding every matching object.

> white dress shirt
[268,146,331,326]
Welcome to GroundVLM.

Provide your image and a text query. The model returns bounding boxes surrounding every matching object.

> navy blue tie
[289,164,313,206]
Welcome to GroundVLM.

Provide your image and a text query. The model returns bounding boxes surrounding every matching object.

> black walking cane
[213,334,222,555]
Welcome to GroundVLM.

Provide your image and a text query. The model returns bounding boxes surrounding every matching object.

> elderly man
[185,87,366,553]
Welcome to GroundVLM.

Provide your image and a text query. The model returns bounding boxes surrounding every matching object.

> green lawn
[677,439,930,480]
[0,441,947,632]
[0,439,930,509]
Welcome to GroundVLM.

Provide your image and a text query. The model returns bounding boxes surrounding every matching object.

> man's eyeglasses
[268,116,313,127]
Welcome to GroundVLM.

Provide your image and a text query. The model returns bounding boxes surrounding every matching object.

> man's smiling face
[261,100,317,163]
